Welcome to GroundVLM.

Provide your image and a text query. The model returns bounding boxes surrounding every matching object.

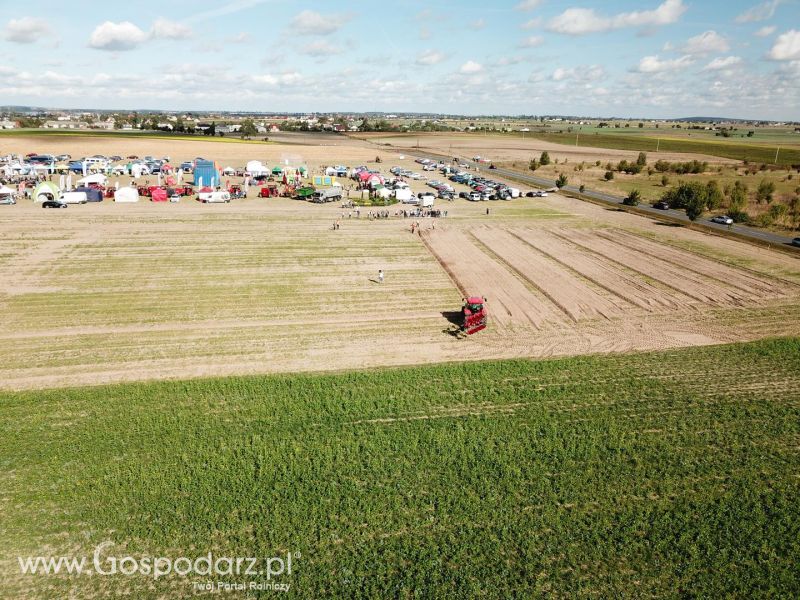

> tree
[539,151,551,166]
[636,152,647,166]
[661,181,707,210]
[555,174,568,189]
[604,171,614,181]
[756,179,776,204]
[579,184,585,193]
[661,175,669,187]
[685,193,706,221]
[623,189,642,206]
[239,119,258,139]
[528,159,539,172]
[705,180,723,210]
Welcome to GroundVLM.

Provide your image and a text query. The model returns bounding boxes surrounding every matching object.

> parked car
[0,195,16,205]
[653,201,670,210]
[42,199,67,208]
[791,237,800,247]
[711,215,734,225]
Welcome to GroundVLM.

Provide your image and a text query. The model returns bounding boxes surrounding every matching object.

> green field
[0,128,271,144]
[2,338,799,597]
[515,131,800,166]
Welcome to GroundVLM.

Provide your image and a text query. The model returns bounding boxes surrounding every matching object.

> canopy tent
[77,173,107,186]
[222,166,236,175]
[114,187,139,203]
[0,185,15,198]
[271,166,284,175]
[245,160,269,176]
[32,181,60,203]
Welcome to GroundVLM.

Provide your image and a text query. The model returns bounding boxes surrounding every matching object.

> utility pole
[656,138,660,152]
[775,146,780,164]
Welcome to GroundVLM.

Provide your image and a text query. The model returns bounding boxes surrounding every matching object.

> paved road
[403,149,799,253]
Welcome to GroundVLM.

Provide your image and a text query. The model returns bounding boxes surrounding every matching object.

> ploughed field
[2,339,799,597]
[1,193,800,390]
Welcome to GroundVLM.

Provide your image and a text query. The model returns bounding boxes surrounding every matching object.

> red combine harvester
[462,296,488,335]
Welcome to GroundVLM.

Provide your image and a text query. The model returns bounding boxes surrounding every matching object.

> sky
[1,0,799,119]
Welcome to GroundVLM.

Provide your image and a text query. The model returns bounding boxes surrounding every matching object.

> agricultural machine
[228,184,246,199]
[258,183,279,198]
[461,296,488,335]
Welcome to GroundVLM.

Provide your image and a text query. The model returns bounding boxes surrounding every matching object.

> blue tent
[193,160,220,187]
[75,186,103,202]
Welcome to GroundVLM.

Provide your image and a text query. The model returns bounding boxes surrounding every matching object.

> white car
[423,164,436,171]
[410,172,422,179]
[710,215,733,225]
[198,191,231,203]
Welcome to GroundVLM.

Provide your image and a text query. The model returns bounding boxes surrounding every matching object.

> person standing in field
[378,269,384,284]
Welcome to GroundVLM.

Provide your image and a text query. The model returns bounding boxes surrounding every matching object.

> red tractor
[258,183,279,198]
[461,296,488,335]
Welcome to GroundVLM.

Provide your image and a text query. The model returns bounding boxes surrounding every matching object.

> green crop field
[2,338,799,598]
[516,131,800,166]
[0,128,271,144]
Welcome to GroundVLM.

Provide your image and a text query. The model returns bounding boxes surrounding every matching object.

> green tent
[272,166,283,175]
[32,181,60,203]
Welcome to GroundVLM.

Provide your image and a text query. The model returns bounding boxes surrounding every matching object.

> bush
[604,171,614,181]
[555,174,568,189]
[539,151,551,166]
[728,210,750,224]
[661,175,670,187]
[623,190,642,206]
[756,179,776,204]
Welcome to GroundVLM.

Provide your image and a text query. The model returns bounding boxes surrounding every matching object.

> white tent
[223,166,236,175]
[77,173,107,186]
[114,187,139,203]
[0,185,15,198]
[245,160,269,176]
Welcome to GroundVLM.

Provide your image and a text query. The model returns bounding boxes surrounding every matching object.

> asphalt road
[404,149,799,253]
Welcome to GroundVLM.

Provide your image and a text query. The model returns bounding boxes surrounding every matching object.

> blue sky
[1,0,799,118]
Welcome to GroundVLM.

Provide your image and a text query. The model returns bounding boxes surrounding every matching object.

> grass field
[517,131,800,166]
[0,128,273,145]
[2,338,799,598]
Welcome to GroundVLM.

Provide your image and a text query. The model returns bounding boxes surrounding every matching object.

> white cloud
[290,10,350,35]
[460,61,483,74]
[552,64,605,81]
[416,50,447,66]
[3,17,51,43]
[516,0,542,10]
[547,0,686,35]
[300,40,343,56]
[635,54,694,72]
[470,19,486,31]
[768,29,800,60]
[735,0,782,23]
[703,56,742,70]
[89,21,149,51]
[151,18,193,40]
[225,32,251,43]
[521,18,542,30]
[682,30,729,55]
[755,25,776,37]
[519,35,544,48]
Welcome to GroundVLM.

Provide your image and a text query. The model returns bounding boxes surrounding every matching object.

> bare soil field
[359,132,740,166]
[1,134,799,390]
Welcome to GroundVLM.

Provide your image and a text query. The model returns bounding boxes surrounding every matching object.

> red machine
[462,297,488,335]
[178,185,194,196]
[228,184,245,199]
[137,185,151,197]
[258,183,279,198]
[103,187,115,199]
[150,187,168,202]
